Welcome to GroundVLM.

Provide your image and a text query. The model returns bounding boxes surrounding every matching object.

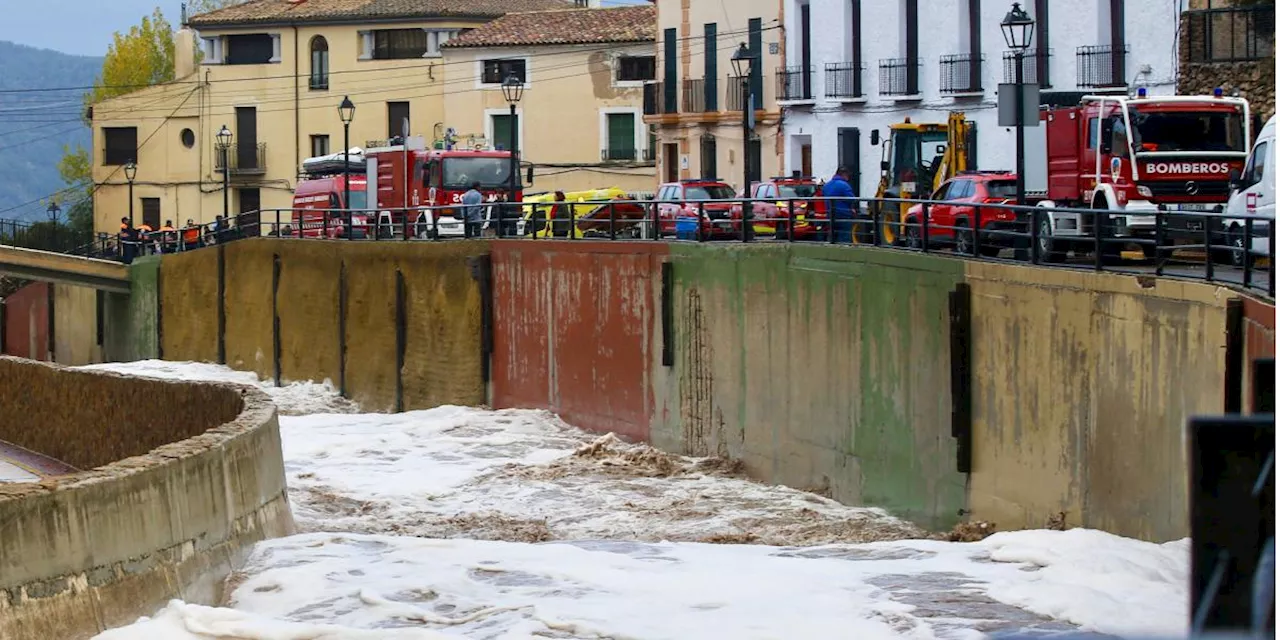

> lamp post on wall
[1001,2,1035,208]
[216,125,232,222]
[501,74,524,239]
[46,201,60,251]
[123,160,138,228]
[339,96,356,241]
[731,43,757,242]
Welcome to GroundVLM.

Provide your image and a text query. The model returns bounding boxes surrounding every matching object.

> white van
[1223,115,1275,266]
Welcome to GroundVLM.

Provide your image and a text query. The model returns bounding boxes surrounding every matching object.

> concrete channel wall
[1,282,103,366]
[137,238,1272,540]
[0,357,294,640]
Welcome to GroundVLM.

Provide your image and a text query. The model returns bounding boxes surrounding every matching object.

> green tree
[85,9,176,107]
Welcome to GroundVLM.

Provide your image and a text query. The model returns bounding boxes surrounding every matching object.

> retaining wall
[0,357,294,640]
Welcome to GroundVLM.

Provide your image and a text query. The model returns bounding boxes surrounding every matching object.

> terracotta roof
[442,5,656,48]
[187,0,576,27]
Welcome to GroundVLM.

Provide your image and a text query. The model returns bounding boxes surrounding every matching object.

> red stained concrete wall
[2,282,49,361]
[491,241,666,442]
[1243,296,1274,409]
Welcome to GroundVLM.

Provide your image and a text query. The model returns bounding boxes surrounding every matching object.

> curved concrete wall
[0,357,294,640]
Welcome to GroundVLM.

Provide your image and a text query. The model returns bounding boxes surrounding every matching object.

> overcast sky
[0,0,648,58]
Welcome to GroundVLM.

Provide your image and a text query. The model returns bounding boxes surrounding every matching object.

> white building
[779,0,1183,196]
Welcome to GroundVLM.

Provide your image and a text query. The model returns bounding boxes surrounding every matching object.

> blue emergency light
[1214,87,1225,98]
[1137,87,1147,98]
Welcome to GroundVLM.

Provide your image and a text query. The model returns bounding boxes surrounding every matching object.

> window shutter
[748,19,763,110]
[663,28,677,113]
[358,31,372,60]
[704,24,717,111]
[607,113,635,159]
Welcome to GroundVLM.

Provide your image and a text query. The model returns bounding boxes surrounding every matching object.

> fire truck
[1029,90,1251,261]
[364,139,526,238]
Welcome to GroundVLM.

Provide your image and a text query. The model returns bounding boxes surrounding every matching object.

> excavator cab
[868,113,975,245]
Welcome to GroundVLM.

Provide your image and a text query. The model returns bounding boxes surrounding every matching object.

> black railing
[643,82,660,115]
[0,218,95,254]
[1077,44,1128,89]
[682,78,707,113]
[879,58,922,96]
[86,198,1274,298]
[939,53,983,94]
[1185,5,1275,63]
[824,61,865,99]
[726,75,748,111]
[1002,49,1053,88]
[777,66,813,101]
[601,148,647,162]
[215,142,268,175]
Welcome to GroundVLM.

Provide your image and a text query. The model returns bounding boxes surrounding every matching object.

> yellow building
[440,5,657,196]
[90,0,576,234]
[644,0,785,190]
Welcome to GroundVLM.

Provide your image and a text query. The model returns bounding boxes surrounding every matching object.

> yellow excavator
[865,112,975,245]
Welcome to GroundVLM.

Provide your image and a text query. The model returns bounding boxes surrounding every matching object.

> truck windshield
[779,184,818,198]
[1130,110,1246,152]
[686,185,736,200]
[893,130,949,183]
[347,191,368,210]
[443,157,518,188]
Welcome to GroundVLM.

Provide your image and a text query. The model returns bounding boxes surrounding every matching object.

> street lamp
[123,160,138,228]
[47,200,60,250]
[1001,2,1035,209]
[339,96,356,240]
[216,125,233,222]
[501,74,524,239]
[731,43,757,242]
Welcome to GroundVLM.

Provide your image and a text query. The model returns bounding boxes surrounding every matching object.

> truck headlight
[1137,185,1153,198]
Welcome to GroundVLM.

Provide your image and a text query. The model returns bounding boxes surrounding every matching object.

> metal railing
[644,82,676,116]
[682,78,707,113]
[601,148,655,162]
[939,53,984,94]
[214,142,268,175]
[725,75,748,111]
[1002,49,1053,88]
[824,61,865,99]
[1185,5,1275,63]
[80,197,1274,298]
[777,66,813,101]
[0,218,96,255]
[878,58,922,96]
[1076,44,1128,89]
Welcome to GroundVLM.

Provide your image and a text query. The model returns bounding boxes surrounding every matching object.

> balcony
[939,53,984,95]
[776,66,814,102]
[1185,6,1274,63]
[601,148,655,163]
[1076,44,1128,89]
[725,75,748,111]
[878,58,922,97]
[643,82,677,116]
[682,78,708,113]
[214,142,267,176]
[1002,49,1053,88]
[824,62,865,100]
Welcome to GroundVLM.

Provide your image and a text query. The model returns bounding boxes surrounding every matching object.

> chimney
[574,0,601,7]
[175,27,198,79]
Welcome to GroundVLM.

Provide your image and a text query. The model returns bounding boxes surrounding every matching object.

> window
[1131,110,1246,153]
[1244,141,1269,187]
[102,127,137,166]
[310,36,329,90]
[686,184,736,200]
[605,112,636,161]
[225,34,277,65]
[387,102,410,139]
[141,198,161,230]
[482,59,527,84]
[443,157,517,189]
[1087,117,1099,149]
[617,56,656,82]
[180,128,195,148]
[700,134,717,179]
[310,135,330,158]
[986,180,1018,198]
[363,29,455,60]
[491,113,519,152]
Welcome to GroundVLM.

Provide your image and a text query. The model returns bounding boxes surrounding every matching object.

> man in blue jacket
[825,167,858,243]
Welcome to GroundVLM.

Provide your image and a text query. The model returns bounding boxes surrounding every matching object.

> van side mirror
[526,165,534,185]
[1228,168,1242,191]
[870,130,881,146]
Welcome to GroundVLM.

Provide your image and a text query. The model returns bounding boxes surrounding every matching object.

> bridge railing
[19,196,1275,298]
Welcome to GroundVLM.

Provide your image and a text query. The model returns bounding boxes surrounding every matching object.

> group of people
[116,216,235,263]
[458,182,575,238]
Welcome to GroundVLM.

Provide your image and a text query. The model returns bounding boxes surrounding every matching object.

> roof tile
[188,0,576,27]
[441,5,656,48]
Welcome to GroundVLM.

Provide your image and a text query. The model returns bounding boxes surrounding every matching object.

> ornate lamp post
[731,43,758,242]
[501,74,525,239]
[1001,2,1035,207]
[338,96,356,240]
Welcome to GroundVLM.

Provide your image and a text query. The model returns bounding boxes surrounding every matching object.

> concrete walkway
[0,439,77,482]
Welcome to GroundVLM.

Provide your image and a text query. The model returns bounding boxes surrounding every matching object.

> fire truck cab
[365,139,524,238]
[1030,92,1251,260]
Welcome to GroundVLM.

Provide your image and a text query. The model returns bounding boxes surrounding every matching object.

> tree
[187,0,249,14]
[85,9,176,107]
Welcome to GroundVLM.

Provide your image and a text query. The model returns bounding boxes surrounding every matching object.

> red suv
[656,180,740,238]
[903,172,1024,256]
[735,176,828,239]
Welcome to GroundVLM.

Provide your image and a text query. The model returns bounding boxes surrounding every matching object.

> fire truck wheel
[1038,216,1065,263]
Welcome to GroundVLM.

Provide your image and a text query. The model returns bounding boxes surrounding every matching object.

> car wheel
[1038,216,1065,263]
[955,221,973,255]
[904,219,923,249]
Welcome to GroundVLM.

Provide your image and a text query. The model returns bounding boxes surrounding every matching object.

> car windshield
[985,181,1017,198]
[1130,109,1246,152]
[686,185,736,200]
[443,157,518,189]
[779,184,818,198]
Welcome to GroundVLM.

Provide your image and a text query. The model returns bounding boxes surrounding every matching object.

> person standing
[159,220,177,253]
[825,167,858,244]
[182,219,200,251]
[118,217,136,263]
[461,181,484,238]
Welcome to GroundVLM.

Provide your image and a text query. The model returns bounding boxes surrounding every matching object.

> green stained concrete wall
[102,257,159,362]
[653,244,968,530]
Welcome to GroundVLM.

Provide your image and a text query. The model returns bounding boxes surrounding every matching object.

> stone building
[1178,0,1275,122]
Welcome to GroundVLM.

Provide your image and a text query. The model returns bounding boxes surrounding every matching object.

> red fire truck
[292,152,369,238]
[1029,91,1251,261]
[364,141,525,238]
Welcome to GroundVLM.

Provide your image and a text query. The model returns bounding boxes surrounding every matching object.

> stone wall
[1179,7,1276,120]
[0,358,294,640]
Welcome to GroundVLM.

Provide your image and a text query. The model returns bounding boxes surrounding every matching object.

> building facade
[780,0,1184,196]
[90,0,574,234]
[441,5,657,195]
[1178,0,1274,121]
[644,0,787,192]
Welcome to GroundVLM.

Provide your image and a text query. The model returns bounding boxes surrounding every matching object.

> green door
[607,113,635,161]
[492,114,519,153]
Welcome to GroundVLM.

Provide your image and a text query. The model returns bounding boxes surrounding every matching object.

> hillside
[0,41,101,221]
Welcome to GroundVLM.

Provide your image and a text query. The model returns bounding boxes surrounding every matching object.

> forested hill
[0,41,101,221]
